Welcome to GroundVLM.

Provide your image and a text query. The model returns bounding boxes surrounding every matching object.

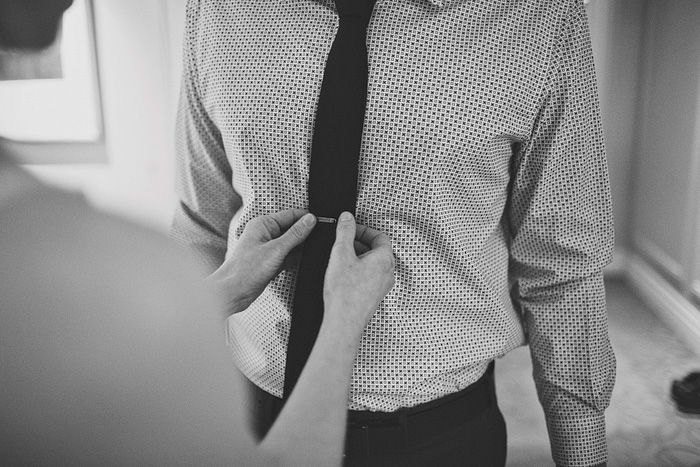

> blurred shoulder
[1,175,212,302]
[0,171,256,466]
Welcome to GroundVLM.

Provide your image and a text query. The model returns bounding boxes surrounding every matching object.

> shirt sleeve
[171,0,242,272]
[505,3,615,466]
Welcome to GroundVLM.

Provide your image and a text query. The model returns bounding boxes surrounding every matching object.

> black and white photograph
[1,1,700,466]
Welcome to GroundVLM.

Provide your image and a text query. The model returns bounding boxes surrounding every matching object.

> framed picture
[0,0,105,163]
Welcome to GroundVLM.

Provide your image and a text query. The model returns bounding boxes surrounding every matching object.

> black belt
[345,362,496,456]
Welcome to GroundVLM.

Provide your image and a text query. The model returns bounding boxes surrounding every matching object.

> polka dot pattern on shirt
[172,1,614,465]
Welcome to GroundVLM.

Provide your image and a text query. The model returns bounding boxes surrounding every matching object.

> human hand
[209,209,316,316]
[323,212,395,333]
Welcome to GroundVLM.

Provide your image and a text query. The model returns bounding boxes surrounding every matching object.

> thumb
[333,211,356,253]
[275,212,316,251]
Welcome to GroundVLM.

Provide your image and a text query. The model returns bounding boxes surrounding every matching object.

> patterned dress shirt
[171,0,615,465]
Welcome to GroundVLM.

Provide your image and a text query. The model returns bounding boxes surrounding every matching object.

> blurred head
[0,0,74,49]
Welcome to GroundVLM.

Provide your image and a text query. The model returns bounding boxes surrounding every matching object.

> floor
[495,279,700,467]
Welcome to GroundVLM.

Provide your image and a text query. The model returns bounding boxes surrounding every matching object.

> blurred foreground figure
[0,2,395,465]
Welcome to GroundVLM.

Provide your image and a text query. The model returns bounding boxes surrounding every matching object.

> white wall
[587,0,646,266]
[622,0,700,354]
[630,0,700,299]
[26,0,186,232]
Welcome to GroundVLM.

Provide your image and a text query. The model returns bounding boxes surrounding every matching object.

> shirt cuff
[546,413,608,467]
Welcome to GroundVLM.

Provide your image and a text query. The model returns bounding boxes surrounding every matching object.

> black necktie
[283,0,376,399]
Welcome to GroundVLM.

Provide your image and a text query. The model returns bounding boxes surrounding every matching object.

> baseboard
[626,254,700,358]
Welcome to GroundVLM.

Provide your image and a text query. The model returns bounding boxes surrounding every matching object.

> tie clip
[317,216,337,224]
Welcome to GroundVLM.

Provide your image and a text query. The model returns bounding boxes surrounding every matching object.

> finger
[333,211,357,253]
[369,231,393,252]
[264,209,309,236]
[275,212,316,252]
[354,224,388,250]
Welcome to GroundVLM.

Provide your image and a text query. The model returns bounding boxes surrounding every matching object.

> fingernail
[302,213,315,226]
[339,211,353,221]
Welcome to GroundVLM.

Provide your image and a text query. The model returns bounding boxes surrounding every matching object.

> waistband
[344,361,496,455]
[251,361,497,453]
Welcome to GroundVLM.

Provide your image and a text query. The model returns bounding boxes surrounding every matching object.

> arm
[207,209,317,315]
[506,3,614,467]
[259,212,395,466]
[207,210,395,466]
[171,0,241,272]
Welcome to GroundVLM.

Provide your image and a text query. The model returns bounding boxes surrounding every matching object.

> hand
[323,212,395,332]
[209,209,317,315]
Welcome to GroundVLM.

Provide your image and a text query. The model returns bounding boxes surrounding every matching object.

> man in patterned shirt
[173,1,615,466]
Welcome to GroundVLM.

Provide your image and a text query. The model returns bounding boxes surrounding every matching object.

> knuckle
[256,215,276,231]
[382,250,395,269]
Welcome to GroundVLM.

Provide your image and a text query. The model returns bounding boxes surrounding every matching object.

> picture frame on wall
[0,0,105,163]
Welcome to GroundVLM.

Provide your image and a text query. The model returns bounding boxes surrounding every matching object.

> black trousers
[248,362,507,467]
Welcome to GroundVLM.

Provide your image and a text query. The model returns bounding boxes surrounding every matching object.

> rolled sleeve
[506,3,615,466]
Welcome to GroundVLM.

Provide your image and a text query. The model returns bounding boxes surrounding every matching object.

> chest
[196,0,555,195]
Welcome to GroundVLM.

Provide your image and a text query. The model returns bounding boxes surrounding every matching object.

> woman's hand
[323,212,395,332]
[209,209,316,315]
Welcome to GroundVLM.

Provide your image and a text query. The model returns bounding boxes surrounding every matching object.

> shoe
[671,371,700,414]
